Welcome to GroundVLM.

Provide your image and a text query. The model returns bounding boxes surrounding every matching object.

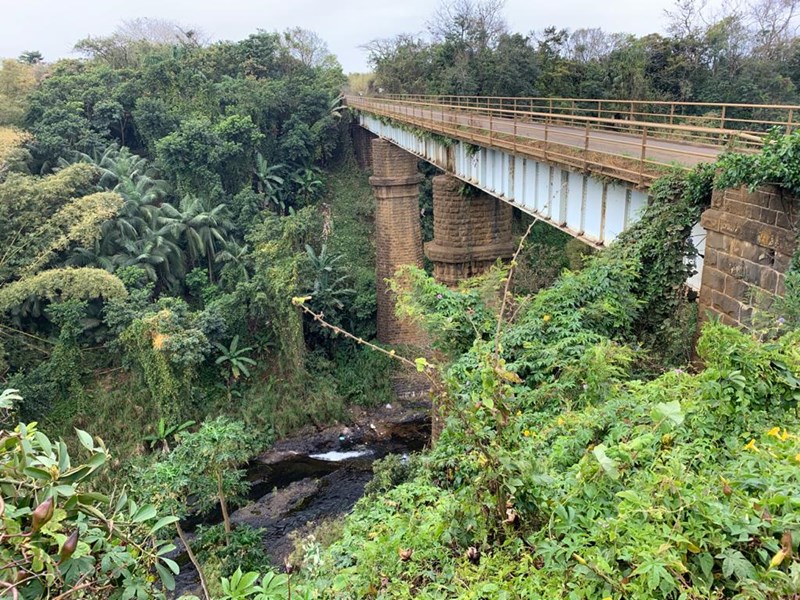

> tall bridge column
[425,174,515,286]
[352,125,376,170]
[370,139,425,345]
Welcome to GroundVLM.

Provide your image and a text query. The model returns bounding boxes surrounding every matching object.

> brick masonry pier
[425,174,515,286]
[370,139,425,345]
[699,185,798,328]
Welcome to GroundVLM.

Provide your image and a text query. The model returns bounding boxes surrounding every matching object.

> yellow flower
[523,430,531,437]
[543,314,552,323]
[794,453,800,463]
[768,426,781,438]
[744,439,758,452]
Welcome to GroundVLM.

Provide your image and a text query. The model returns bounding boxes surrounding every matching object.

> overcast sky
[0,0,724,72]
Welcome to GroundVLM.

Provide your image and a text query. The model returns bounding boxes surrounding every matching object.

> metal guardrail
[345,94,796,186]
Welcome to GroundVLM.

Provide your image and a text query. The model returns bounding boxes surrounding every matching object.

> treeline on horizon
[360,0,800,105]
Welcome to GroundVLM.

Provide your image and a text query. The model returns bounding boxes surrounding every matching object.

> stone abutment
[699,185,798,328]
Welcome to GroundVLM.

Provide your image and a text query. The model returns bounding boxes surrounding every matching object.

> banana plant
[214,335,257,396]
[143,418,196,453]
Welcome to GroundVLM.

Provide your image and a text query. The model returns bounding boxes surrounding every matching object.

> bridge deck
[345,95,776,186]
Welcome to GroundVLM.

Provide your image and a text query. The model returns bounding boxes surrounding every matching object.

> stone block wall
[425,174,515,286]
[699,185,798,328]
[352,125,376,170]
[370,139,425,345]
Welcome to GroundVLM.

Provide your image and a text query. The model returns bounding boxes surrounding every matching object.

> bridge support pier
[698,185,798,329]
[370,139,425,345]
[352,125,376,170]
[425,174,515,286]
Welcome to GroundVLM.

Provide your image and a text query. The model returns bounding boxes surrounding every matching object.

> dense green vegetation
[2,1,800,599]
[0,24,396,455]
[282,155,800,598]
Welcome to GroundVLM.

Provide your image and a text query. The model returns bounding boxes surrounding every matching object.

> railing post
[544,119,549,162]
[598,100,602,120]
[669,104,675,126]
[584,120,590,172]
[639,127,648,187]
[513,113,518,154]
[787,109,794,134]
[489,103,493,145]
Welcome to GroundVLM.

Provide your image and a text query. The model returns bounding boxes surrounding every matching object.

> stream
[172,401,431,596]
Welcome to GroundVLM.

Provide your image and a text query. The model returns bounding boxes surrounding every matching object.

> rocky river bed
[172,396,431,596]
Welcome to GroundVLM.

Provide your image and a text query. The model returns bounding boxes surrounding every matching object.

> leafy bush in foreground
[0,415,178,599]
[300,322,800,599]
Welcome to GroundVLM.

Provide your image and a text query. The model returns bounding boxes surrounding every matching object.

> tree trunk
[175,519,211,600]
[216,470,231,544]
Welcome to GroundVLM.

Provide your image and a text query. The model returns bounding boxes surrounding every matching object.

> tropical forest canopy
[1,2,800,599]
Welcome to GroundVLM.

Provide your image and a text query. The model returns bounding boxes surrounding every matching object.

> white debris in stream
[309,449,373,462]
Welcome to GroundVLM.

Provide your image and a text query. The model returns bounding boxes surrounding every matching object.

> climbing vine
[372,114,458,148]
[607,165,714,360]
[716,129,800,196]
[120,308,209,422]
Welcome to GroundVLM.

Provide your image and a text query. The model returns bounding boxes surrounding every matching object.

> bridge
[345,94,799,343]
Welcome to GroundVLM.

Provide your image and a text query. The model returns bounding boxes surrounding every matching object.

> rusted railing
[345,94,797,186]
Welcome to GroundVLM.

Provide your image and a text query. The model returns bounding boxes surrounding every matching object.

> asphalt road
[350,99,725,168]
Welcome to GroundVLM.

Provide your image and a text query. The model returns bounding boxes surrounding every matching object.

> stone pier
[699,185,798,328]
[352,125,376,170]
[425,174,515,286]
[370,139,425,345]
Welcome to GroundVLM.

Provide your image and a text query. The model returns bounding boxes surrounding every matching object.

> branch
[493,219,537,365]
[291,297,437,381]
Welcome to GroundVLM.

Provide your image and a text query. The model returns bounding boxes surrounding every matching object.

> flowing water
[172,412,430,596]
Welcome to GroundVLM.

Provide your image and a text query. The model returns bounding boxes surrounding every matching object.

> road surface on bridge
[349,97,726,170]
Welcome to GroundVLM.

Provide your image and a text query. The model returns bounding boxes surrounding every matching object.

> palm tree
[159,196,233,281]
[253,152,285,212]
[61,146,182,289]
[111,234,185,291]
[292,167,324,206]
[215,241,251,283]
[214,335,257,400]
[304,244,354,313]
[327,93,346,120]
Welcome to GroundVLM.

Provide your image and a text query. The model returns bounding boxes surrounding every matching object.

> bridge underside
[359,114,650,247]
[358,114,707,291]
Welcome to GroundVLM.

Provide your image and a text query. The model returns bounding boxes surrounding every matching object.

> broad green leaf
[131,504,157,523]
[75,429,94,451]
[150,515,180,535]
[592,444,619,480]
[651,400,684,427]
[52,485,76,497]
[23,466,53,481]
[156,563,176,591]
[160,557,180,575]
